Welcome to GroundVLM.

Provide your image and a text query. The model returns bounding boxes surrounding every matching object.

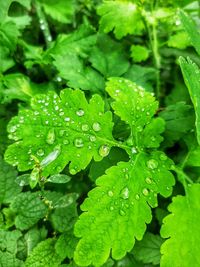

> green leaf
[89,34,130,77]
[53,54,105,92]
[97,1,144,39]
[0,73,54,103]
[0,229,24,267]
[130,45,149,62]
[74,78,175,266]
[185,146,200,167]
[132,232,164,265]
[159,102,195,147]
[55,229,78,259]
[160,184,200,267]
[89,147,129,181]
[179,57,200,145]
[179,10,200,55]
[0,251,24,267]
[0,156,21,204]
[10,192,48,230]
[5,89,114,176]
[22,226,48,256]
[47,174,71,183]
[106,78,164,149]
[0,21,19,52]
[0,229,22,254]
[123,65,157,92]
[25,238,63,267]
[48,24,96,59]
[50,196,78,232]
[167,31,190,50]
[37,0,76,24]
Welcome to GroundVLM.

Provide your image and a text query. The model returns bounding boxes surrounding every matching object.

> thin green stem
[152,21,161,99]
[34,1,52,47]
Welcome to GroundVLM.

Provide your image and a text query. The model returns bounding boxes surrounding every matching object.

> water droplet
[166,186,170,190]
[10,125,17,133]
[110,206,114,211]
[70,169,76,175]
[135,194,140,200]
[147,159,158,169]
[131,147,137,154]
[46,128,56,145]
[99,145,110,157]
[160,154,167,161]
[119,209,126,216]
[64,117,70,122]
[108,190,114,197]
[145,177,152,184]
[82,124,89,132]
[63,139,69,145]
[125,173,129,179]
[37,149,44,157]
[92,122,101,132]
[76,109,84,116]
[59,130,66,137]
[136,126,143,132]
[74,138,84,148]
[142,188,149,196]
[40,145,61,167]
[89,135,96,142]
[120,187,129,199]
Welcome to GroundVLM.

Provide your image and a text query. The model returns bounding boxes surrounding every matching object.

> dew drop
[92,122,101,132]
[131,147,137,154]
[125,173,129,179]
[142,188,149,196]
[99,144,110,157]
[76,109,84,116]
[40,145,61,167]
[37,149,44,157]
[74,138,84,148]
[119,209,126,216]
[145,177,152,184]
[46,128,56,145]
[64,117,70,122]
[120,187,129,199]
[147,159,158,169]
[10,125,17,133]
[63,139,69,145]
[108,190,114,197]
[59,130,66,137]
[135,194,140,200]
[136,126,143,132]
[160,153,167,161]
[82,124,89,132]
[70,169,76,175]
[110,206,114,211]
[89,135,96,142]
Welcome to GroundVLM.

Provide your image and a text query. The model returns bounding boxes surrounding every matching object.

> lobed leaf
[160,184,200,267]
[97,1,144,39]
[106,78,164,151]
[74,153,174,266]
[179,57,200,145]
[74,78,175,266]
[5,89,114,176]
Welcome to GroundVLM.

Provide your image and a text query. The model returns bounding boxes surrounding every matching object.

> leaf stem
[34,1,52,47]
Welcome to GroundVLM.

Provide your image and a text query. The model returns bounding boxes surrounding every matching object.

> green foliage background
[0,0,200,266]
